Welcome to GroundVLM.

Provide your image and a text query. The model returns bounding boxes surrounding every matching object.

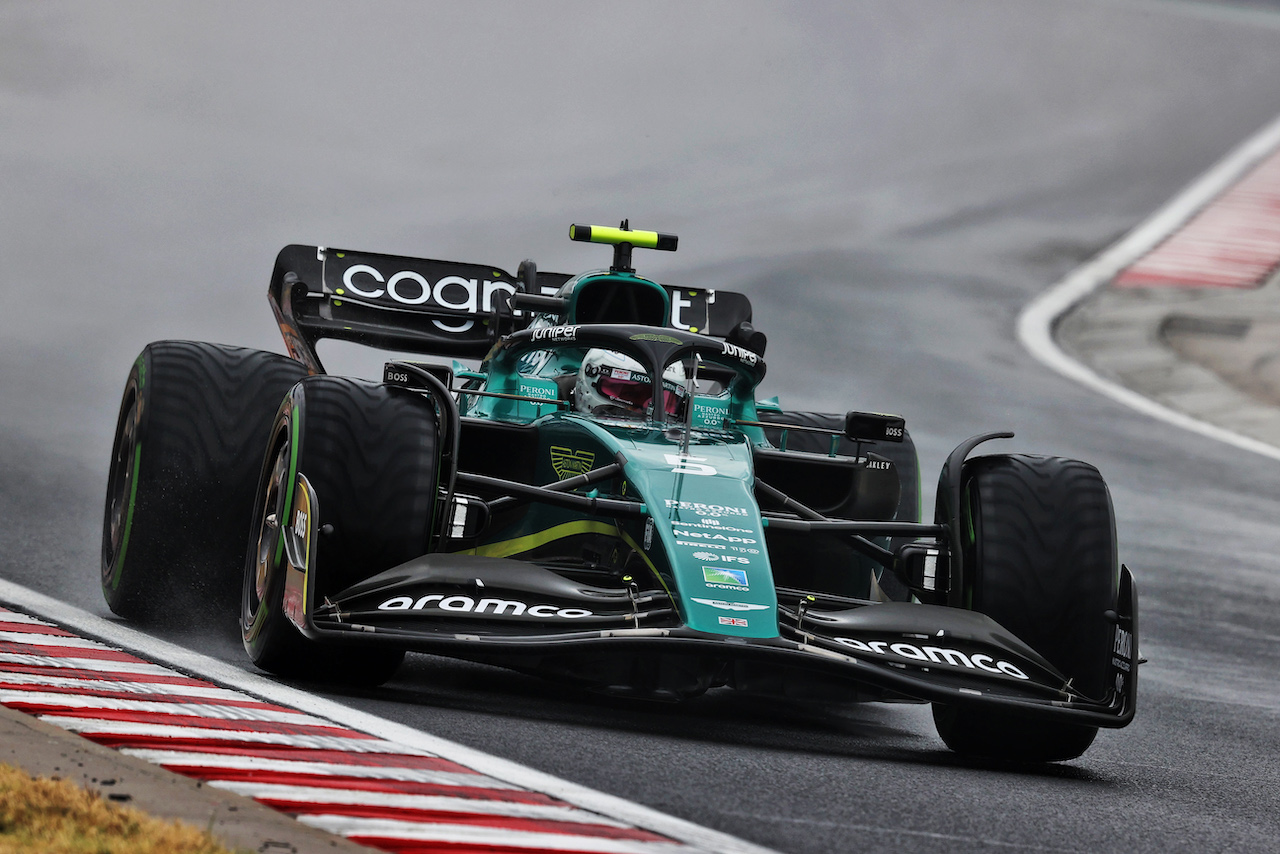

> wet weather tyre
[241,376,440,686]
[933,454,1119,762]
[101,341,309,624]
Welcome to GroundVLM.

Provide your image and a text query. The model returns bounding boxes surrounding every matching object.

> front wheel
[101,341,308,624]
[241,376,440,686]
[933,454,1118,762]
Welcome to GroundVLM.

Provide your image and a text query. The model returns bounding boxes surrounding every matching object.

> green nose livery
[616,436,778,638]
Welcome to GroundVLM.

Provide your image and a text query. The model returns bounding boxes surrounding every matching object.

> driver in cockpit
[573,348,688,420]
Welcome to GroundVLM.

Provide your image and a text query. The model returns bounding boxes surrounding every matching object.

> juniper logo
[721,341,760,366]
[703,567,747,587]
[530,324,578,342]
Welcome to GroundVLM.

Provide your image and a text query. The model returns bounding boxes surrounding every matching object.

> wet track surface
[5,2,1280,851]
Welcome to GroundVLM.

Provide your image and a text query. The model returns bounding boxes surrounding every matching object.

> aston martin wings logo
[551,446,596,480]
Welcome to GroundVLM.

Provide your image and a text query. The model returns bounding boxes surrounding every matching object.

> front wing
[279,492,1137,727]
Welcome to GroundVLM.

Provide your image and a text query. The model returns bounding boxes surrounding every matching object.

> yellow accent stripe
[455,520,621,558]
[570,224,662,248]
[617,527,676,602]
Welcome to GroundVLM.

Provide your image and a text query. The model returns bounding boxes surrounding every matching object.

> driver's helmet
[574,349,687,419]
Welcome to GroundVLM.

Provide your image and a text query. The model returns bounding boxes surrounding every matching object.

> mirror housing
[845,411,905,443]
[516,259,537,293]
[727,320,767,357]
[893,541,950,603]
[383,360,454,391]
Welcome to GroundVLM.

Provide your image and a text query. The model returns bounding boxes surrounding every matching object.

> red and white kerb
[1115,147,1280,289]
[0,607,694,853]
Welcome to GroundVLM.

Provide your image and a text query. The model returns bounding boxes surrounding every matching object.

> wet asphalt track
[5,2,1280,851]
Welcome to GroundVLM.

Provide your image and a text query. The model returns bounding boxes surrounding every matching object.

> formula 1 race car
[101,222,1137,762]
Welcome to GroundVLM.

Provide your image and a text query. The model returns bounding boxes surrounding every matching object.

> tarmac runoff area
[1040,114,1280,458]
[1,120,1280,853]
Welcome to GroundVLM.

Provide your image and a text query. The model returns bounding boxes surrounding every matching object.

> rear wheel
[101,342,308,624]
[241,376,440,685]
[933,454,1118,762]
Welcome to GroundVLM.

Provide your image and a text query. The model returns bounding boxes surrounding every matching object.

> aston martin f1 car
[102,222,1137,762]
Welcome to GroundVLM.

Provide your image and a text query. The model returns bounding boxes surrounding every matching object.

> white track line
[0,630,113,648]
[295,816,689,853]
[0,581,778,854]
[206,781,635,825]
[0,672,251,701]
[1017,110,1280,462]
[39,718,431,752]
[124,750,515,788]
[0,651,178,676]
[0,613,55,626]
[0,692,321,723]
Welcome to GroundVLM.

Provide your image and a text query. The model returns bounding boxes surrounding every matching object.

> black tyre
[933,454,1118,762]
[101,341,309,624]
[241,376,440,685]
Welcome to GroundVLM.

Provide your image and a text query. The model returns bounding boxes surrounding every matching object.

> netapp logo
[378,594,593,619]
[833,637,1029,680]
[675,530,756,544]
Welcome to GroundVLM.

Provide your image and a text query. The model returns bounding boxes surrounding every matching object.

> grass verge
[0,762,239,854]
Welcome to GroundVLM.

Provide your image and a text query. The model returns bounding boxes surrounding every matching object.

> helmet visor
[595,374,687,417]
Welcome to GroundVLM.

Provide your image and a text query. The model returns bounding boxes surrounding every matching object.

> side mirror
[893,541,949,603]
[727,321,767,356]
[844,411,905,443]
[441,492,490,545]
[383,361,454,391]
[517,259,537,294]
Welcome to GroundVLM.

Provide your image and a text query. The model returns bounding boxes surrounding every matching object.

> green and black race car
[101,222,1137,762]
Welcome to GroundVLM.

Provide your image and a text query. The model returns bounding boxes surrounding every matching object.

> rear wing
[268,244,753,373]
